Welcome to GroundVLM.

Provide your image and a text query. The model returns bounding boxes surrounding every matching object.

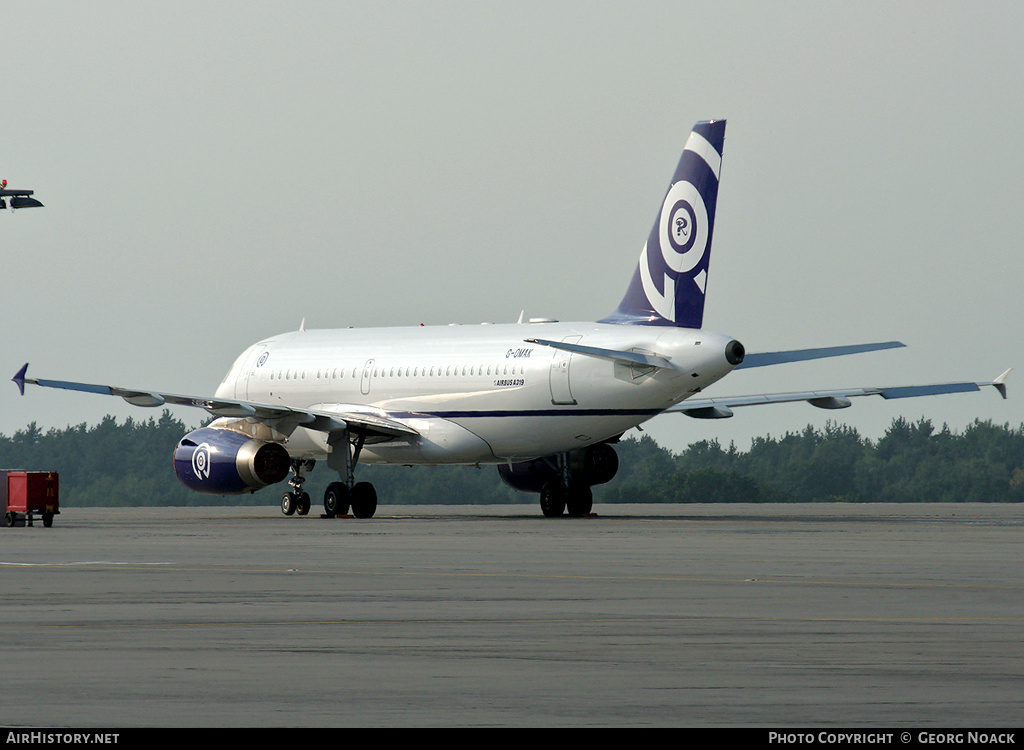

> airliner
[12,120,1010,517]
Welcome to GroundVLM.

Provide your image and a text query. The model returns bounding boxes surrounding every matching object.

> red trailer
[3,471,59,527]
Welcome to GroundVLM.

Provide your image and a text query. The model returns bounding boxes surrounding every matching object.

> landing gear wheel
[296,492,311,516]
[540,482,566,517]
[281,492,296,516]
[324,482,350,517]
[566,486,593,517]
[350,482,377,519]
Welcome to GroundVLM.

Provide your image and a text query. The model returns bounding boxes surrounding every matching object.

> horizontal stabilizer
[524,338,678,370]
[735,341,905,369]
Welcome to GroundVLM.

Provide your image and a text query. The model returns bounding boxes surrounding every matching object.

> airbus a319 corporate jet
[13,121,1010,518]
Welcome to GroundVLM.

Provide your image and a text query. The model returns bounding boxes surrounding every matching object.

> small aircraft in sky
[12,120,1009,517]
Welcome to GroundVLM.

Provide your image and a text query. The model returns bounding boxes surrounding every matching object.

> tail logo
[662,185,708,273]
[602,120,725,329]
[638,178,711,323]
[674,214,689,240]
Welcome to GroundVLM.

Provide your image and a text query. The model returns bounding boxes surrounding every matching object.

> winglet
[12,363,28,396]
[993,368,1011,400]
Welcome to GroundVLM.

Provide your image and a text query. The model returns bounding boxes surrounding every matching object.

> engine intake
[173,427,290,495]
[497,443,619,494]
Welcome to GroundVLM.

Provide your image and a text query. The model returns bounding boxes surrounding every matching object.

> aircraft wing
[10,364,418,440]
[669,369,1011,419]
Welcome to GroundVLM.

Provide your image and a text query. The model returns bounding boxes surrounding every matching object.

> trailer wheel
[42,513,53,528]
[4,512,15,527]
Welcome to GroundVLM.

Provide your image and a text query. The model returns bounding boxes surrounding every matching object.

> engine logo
[192,442,212,480]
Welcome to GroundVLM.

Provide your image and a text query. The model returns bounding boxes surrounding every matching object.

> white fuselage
[214,321,739,465]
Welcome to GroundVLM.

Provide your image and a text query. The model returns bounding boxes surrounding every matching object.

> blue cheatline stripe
[389,408,665,419]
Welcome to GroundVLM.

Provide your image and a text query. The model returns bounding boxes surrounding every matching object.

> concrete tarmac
[0,503,1021,727]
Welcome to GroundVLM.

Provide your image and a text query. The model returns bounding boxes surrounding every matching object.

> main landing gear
[538,447,617,517]
[497,443,617,518]
[323,430,377,519]
[323,480,377,519]
[540,481,593,518]
[279,435,379,519]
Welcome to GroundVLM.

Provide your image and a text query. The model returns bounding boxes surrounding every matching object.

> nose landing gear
[281,459,315,516]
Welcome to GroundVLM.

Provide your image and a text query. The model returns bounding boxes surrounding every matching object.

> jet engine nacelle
[497,443,619,494]
[173,427,290,495]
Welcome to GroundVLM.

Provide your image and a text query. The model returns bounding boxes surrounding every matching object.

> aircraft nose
[725,339,745,366]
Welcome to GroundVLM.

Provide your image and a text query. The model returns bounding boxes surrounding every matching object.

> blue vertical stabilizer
[601,120,726,328]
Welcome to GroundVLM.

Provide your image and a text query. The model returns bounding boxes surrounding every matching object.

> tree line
[0,412,1021,506]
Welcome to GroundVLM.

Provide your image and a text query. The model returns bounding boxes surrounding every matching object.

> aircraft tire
[324,482,350,517]
[296,492,311,516]
[540,483,566,518]
[350,482,377,519]
[566,486,593,517]
[281,492,296,516]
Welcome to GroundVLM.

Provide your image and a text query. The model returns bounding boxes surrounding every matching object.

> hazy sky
[2,2,1021,455]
